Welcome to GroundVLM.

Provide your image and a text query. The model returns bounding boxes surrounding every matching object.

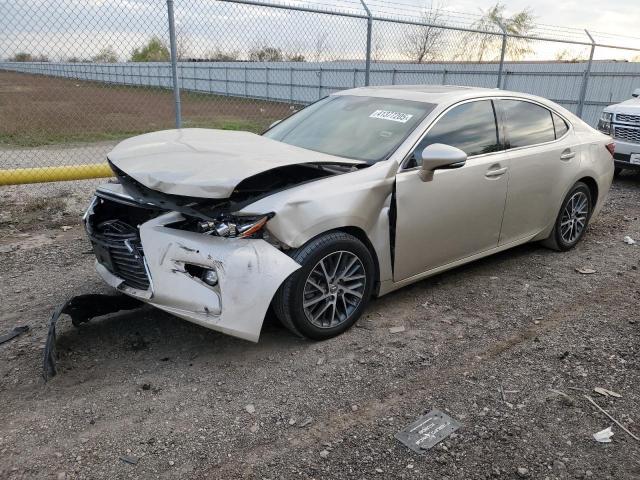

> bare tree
[285,52,306,62]
[372,37,385,63]
[554,48,587,62]
[10,52,49,62]
[205,49,240,61]
[401,1,447,63]
[175,23,191,60]
[313,31,329,62]
[248,46,284,62]
[92,47,118,63]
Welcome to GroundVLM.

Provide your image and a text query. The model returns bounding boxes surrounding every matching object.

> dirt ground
[0,172,639,480]
[0,71,294,147]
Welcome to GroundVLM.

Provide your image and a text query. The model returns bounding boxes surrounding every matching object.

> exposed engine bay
[107,160,362,240]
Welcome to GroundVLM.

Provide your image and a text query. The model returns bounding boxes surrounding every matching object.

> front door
[393,99,509,282]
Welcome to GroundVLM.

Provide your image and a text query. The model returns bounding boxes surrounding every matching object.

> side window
[501,100,555,148]
[409,100,500,167]
[553,113,569,139]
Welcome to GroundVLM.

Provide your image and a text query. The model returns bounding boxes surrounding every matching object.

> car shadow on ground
[49,240,548,385]
[49,302,307,383]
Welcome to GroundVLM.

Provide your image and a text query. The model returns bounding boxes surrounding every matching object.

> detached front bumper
[95,211,301,342]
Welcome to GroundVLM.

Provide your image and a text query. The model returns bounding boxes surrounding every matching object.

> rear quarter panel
[576,129,614,220]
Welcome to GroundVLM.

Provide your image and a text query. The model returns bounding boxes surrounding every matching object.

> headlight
[197,213,273,239]
[600,112,613,122]
[597,112,612,135]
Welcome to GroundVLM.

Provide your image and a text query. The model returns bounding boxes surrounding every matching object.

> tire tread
[273,231,371,339]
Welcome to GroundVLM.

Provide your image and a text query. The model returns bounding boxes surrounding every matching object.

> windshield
[264,95,435,162]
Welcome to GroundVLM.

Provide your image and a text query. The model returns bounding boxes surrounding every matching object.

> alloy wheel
[302,251,366,328]
[560,191,589,244]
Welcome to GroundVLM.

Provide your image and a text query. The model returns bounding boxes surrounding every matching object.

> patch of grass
[0,71,295,148]
[21,196,66,213]
[0,119,268,148]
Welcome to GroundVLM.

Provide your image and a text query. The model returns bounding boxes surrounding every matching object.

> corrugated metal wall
[2,60,639,126]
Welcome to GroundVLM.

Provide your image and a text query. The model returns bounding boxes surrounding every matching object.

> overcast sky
[408,0,637,35]
[0,0,638,61]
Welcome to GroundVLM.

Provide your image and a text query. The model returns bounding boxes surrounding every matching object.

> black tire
[542,181,592,251]
[273,231,374,340]
[614,167,623,178]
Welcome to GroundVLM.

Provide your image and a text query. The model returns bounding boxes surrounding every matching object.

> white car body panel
[94,208,301,342]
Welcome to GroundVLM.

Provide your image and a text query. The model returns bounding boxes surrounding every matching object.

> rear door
[393,99,509,281]
[497,99,580,245]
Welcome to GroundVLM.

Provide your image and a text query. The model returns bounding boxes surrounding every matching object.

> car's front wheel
[542,181,592,251]
[273,231,374,340]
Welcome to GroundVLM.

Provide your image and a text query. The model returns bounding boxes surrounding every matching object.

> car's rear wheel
[542,181,592,251]
[273,231,374,340]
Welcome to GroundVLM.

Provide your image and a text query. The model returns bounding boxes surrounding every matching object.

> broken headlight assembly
[196,213,275,239]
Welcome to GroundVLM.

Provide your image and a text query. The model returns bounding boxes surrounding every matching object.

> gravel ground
[0,173,639,480]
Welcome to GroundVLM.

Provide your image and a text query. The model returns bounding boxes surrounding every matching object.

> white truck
[597,88,640,176]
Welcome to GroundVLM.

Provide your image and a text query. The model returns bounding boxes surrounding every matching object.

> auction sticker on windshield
[369,109,414,123]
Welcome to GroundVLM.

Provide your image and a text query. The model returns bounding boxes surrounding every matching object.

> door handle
[485,166,508,178]
[560,150,576,160]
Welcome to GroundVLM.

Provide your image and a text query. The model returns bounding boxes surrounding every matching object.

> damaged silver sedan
[84,85,614,342]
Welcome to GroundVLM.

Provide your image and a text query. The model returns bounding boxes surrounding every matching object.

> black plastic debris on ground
[0,325,29,345]
[119,455,139,465]
[43,294,143,381]
[395,409,461,453]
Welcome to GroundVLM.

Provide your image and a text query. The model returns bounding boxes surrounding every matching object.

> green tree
[92,47,118,63]
[130,36,170,62]
[464,2,535,61]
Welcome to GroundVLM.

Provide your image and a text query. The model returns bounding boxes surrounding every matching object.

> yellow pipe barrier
[0,163,113,186]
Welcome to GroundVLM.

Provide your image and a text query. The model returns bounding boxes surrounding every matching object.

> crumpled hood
[108,128,364,198]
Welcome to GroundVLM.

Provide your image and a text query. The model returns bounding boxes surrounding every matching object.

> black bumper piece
[43,294,143,381]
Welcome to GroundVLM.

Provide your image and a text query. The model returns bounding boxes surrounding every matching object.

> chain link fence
[1,0,640,190]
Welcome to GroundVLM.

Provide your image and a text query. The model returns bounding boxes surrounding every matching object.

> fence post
[359,0,372,86]
[496,20,507,89]
[166,0,182,128]
[577,29,595,119]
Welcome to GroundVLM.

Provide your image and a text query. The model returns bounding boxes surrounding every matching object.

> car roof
[333,84,539,105]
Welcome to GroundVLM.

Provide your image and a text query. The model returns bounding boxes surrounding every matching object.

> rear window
[553,113,569,138]
[501,100,555,148]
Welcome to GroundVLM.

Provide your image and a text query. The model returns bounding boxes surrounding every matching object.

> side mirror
[419,143,467,182]
[269,119,282,129]
[632,88,640,98]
